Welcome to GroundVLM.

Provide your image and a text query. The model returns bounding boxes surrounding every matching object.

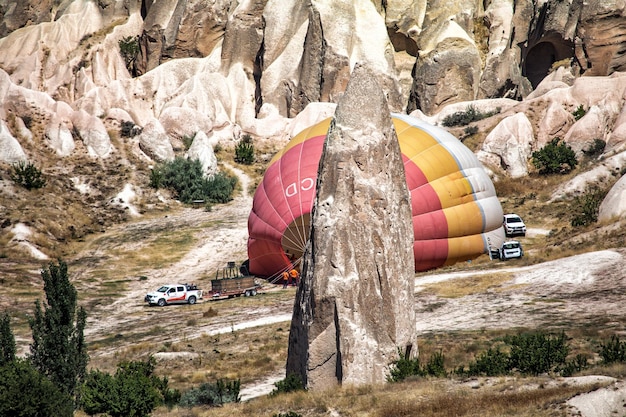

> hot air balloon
[247,113,504,280]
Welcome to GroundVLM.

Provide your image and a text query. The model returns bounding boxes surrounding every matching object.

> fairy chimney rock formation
[286,64,418,390]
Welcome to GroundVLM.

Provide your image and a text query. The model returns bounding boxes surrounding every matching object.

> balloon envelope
[247,113,504,279]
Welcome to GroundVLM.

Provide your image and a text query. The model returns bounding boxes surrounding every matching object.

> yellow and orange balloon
[247,113,504,278]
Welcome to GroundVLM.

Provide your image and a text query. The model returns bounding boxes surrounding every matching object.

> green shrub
[388,349,450,381]
[582,138,606,158]
[465,347,510,376]
[182,134,195,150]
[531,138,578,175]
[424,350,447,377]
[463,125,478,136]
[119,36,139,76]
[571,186,605,227]
[0,359,74,417]
[179,379,240,407]
[120,120,141,137]
[599,335,626,364]
[270,373,304,395]
[387,349,423,382]
[559,354,589,377]
[234,134,255,165]
[441,105,500,127]
[504,331,569,376]
[149,157,237,204]
[80,357,175,417]
[572,104,586,121]
[10,161,46,190]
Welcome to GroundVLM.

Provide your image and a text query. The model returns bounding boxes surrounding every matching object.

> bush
[582,138,606,158]
[571,186,605,227]
[80,357,175,417]
[572,104,586,121]
[120,120,141,138]
[441,105,500,127]
[599,335,626,364]
[531,138,578,175]
[560,354,589,377]
[10,161,46,190]
[463,125,478,137]
[119,36,139,76]
[0,359,74,417]
[504,331,569,376]
[388,349,447,381]
[388,352,423,382]
[270,373,304,395]
[465,347,510,377]
[149,157,237,204]
[234,134,255,165]
[424,350,447,377]
[179,379,240,407]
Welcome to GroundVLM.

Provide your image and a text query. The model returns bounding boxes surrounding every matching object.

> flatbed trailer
[208,262,261,300]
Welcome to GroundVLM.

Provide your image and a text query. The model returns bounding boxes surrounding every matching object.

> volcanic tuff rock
[286,64,417,390]
[2,0,626,229]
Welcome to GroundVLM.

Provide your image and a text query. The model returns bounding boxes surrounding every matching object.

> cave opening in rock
[522,35,574,89]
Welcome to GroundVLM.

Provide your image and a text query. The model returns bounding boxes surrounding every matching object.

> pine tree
[0,312,16,366]
[29,259,89,402]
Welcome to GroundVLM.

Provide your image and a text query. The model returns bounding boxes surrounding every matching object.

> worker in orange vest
[282,270,289,288]
[289,268,299,286]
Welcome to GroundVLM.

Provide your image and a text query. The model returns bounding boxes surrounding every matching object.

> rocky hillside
[1,0,626,273]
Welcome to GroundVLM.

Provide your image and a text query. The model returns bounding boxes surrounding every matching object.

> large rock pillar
[286,63,417,390]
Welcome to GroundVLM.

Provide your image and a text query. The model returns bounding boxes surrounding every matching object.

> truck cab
[145,284,203,306]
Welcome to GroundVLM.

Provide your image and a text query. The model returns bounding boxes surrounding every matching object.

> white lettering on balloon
[285,178,315,197]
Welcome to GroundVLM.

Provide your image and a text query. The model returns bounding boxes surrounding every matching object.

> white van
[500,240,524,260]
[503,214,526,237]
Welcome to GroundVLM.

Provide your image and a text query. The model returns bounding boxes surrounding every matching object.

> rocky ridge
[0,0,626,260]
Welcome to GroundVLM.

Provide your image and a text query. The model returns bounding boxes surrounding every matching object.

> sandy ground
[71,166,626,414]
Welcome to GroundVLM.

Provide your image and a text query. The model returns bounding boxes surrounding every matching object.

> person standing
[289,268,299,286]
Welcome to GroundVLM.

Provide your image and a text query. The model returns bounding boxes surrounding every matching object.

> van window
[503,242,520,249]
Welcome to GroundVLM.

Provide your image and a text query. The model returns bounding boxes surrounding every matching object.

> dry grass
[147,377,608,417]
[421,273,514,298]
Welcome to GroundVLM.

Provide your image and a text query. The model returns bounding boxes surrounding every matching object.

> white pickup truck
[145,283,203,307]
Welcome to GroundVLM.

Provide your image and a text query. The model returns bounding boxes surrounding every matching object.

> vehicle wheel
[157,298,166,307]
[244,290,251,297]
[188,296,196,305]
[251,289,257,296]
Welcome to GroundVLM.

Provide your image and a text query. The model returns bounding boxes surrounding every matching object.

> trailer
[208,261,261,300]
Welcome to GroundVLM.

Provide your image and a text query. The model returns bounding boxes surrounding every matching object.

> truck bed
[210,276,256,294]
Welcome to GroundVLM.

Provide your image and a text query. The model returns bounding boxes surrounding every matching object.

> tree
[0,359,74,417]
[531,138,578,175]
[0,312,16,366]
[29,260,89,403]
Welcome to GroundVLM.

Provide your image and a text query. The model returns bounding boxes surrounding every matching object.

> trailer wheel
[244,290,251,297]
[157,298,166,307]
[188,296,196,305]
[251,289,257,296]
